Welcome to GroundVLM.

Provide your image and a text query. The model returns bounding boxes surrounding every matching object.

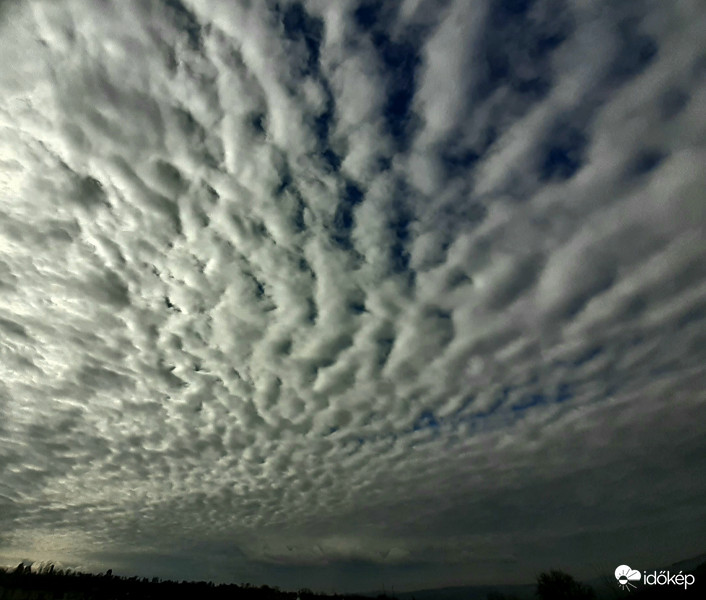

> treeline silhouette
[1,560,703,600]
[0,564,381,600]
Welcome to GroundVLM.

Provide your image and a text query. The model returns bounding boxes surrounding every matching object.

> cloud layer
[1,0,705,592]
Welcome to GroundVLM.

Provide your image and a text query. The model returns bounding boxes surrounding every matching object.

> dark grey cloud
[1,0,705,593]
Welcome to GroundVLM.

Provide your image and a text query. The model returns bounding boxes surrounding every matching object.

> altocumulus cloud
[1,0,706,593]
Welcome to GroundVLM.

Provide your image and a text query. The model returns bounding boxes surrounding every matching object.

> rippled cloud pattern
[1,0,705,592]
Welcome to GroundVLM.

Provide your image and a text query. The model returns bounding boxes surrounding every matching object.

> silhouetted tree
[536,570,595,600]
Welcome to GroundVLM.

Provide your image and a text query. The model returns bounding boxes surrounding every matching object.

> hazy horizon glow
[1,0,705,593]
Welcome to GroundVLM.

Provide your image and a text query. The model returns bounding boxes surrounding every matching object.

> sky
[0,0,705,594]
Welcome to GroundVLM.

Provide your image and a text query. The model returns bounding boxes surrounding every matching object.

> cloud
[1,0,705,593]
